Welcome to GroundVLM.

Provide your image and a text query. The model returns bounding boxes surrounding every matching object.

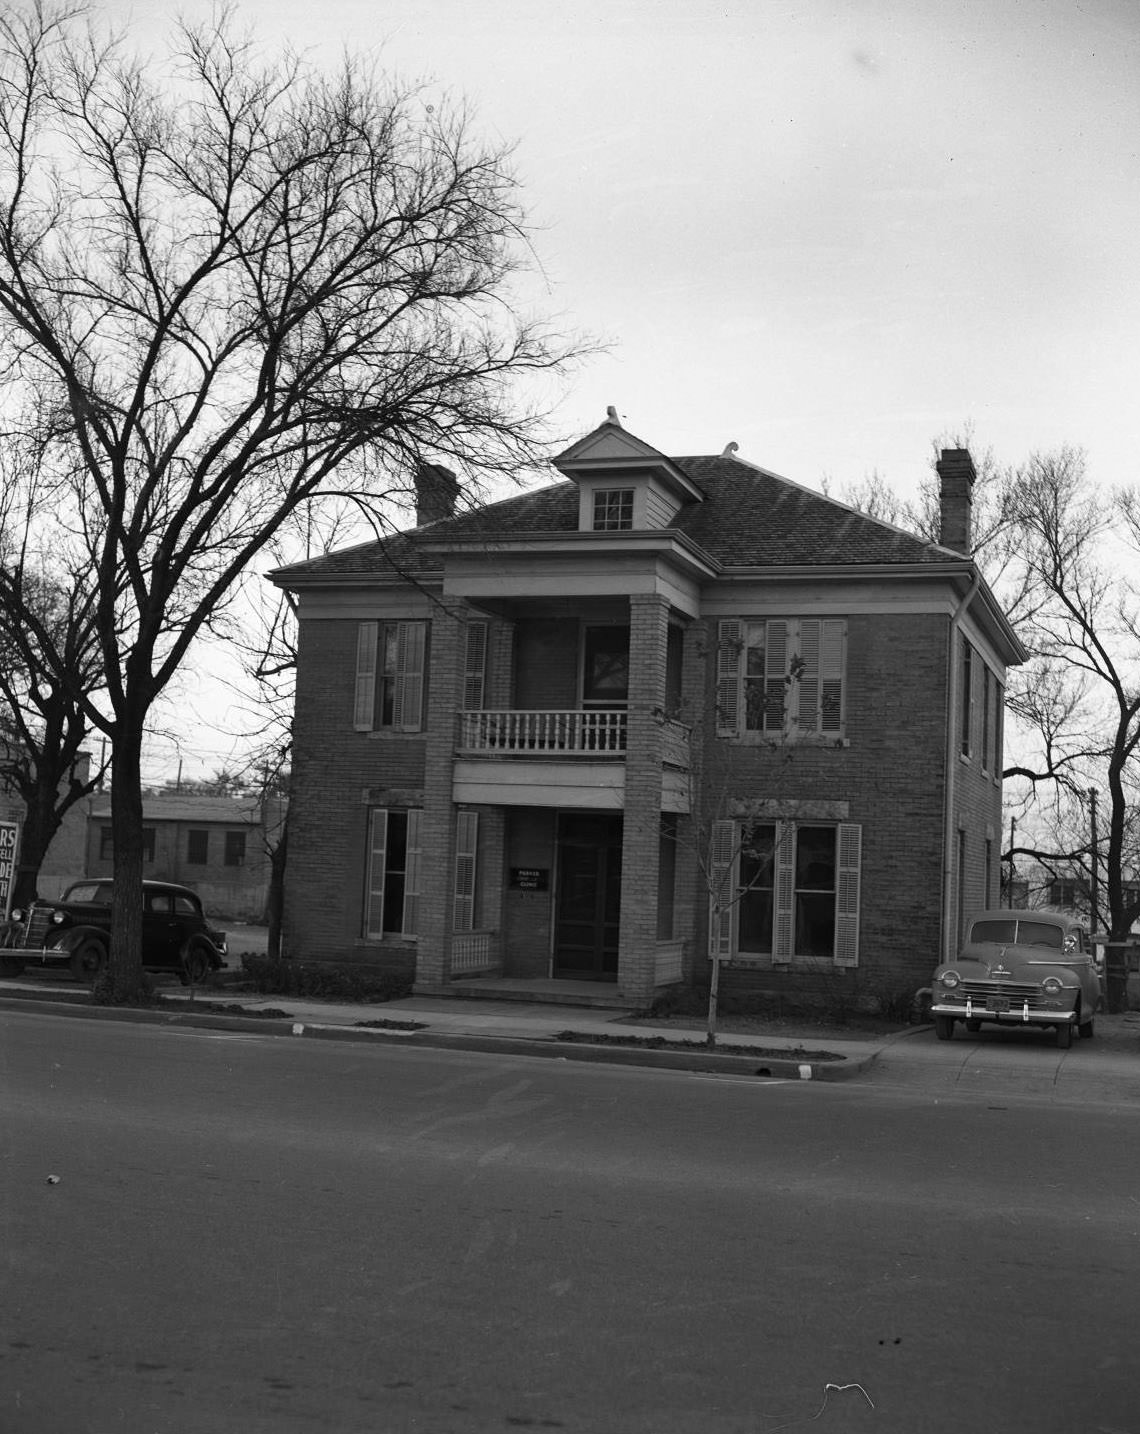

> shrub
[238,954,413,1003]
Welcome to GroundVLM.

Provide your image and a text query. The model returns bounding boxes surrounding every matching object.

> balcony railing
[457,709,627,755]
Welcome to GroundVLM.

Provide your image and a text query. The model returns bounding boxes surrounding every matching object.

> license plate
[985,996,1011,1013]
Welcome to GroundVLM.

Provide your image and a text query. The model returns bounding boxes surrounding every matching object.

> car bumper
[931,998,1076,1026]
[2,947,70,968]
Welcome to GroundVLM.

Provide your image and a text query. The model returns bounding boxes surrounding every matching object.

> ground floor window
[712,819,861,966]
[365,808,422,938]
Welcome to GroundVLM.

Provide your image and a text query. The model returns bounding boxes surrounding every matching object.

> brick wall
[286,616,427,967]
[690,610,955,1006]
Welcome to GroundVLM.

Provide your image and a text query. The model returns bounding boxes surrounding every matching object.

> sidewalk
[3,974,1140,1098]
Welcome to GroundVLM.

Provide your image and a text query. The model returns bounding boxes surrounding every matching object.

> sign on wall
[0,819,20,919]
[510,867,549,892]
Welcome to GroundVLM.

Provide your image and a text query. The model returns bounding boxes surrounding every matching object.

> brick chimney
[936,448,976,556]
[414,461,459,526]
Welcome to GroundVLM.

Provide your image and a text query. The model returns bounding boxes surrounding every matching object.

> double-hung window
[364,808,422,938]
[354,621,428,731]
[709,819,861,966]
[716,619,846,739]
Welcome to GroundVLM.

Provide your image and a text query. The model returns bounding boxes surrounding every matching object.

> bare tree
[0,431,107,904]
[1001,448,1140,1011]
[0,3,583,998]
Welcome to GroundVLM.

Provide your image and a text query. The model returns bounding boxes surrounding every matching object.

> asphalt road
[3,1009,1139,1434]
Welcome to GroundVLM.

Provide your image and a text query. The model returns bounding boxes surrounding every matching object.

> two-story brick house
[271,413,1026,1010]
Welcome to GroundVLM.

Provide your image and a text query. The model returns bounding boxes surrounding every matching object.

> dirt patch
[187,1001,294,1019]
[353,1018,428,1031]
[555,1030,844,1060]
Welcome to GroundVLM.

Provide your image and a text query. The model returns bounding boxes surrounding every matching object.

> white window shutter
[354,622,378,731]
[365,809,388,937]
[708,818,736,957]
[773,822,795,962]
[764,620,789,733]
[834,822,862,967]
[715,622,742,737]
[394,621,427,730]
[402,808,422,934]
[463,622,487,711]
[797,619,821,733]
[453,811,479,932]
[820,620,845,734]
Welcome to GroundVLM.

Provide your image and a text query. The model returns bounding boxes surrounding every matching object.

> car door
[142,889,177,966]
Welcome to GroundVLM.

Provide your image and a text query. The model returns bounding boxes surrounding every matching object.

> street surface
[2,1008,1139,1433]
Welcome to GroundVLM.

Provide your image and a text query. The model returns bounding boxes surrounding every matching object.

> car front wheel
[1079,1014,1095,1040]
[1056,1021,1073,1050]
[934,1014,955,1041]
[0,955,26,977]
[69,940,106,982]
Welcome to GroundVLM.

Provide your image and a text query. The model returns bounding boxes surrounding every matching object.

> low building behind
[84,793,284,922]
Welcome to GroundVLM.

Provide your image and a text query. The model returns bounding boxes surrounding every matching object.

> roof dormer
[552,408,705,533]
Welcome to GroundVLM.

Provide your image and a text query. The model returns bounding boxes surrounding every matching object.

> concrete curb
[0,989,879,1081]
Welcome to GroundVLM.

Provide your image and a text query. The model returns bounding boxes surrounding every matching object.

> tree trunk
[104,725,147,1003]
[10,782,64,908]
[265,816,288,962]
[1104,927,1130,1015]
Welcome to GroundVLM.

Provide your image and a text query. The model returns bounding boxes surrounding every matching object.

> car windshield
[63,883,112,905]
[970,918,1063,949]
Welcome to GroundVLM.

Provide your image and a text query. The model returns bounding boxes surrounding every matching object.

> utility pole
[1006,815,1017,904]
[1088,788,1099,933]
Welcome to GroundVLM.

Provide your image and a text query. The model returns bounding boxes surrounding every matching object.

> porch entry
[553,813,622,980]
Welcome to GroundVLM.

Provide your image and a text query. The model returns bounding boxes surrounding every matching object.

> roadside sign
[0,819,19,919]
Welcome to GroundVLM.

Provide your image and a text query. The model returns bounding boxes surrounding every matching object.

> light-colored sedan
[930,908,1103,1049]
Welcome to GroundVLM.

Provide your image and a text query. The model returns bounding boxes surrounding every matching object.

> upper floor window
[187,829,209,865]
[582,625,630,708]
[354,620,427,732]
[224,831,247,867]
[960,636,973,758]
[981,665,991,772]
[716,619,846,740]
[592,488,634,531]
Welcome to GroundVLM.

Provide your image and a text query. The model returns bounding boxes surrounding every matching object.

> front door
[554,813,622,980]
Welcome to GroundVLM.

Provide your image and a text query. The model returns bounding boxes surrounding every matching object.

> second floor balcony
[456,709,690,768]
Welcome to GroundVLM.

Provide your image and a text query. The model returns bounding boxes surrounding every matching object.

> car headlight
[1042,976,1064,996]
[9,908,22,923]
[51,911,66,924]
[939,969,961,988]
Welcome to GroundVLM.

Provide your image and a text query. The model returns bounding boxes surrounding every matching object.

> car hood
[949,943,1083,979]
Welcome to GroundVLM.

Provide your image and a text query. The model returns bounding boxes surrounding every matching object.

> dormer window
[592,487,634,531]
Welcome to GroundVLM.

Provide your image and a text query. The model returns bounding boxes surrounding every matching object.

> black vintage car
[1,879,227,984]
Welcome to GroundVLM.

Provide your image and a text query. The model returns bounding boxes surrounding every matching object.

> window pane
[582,627,630,704]
[796,893,835,956]
[738,824,775,953]
[378,624,399,727]
[1016,921,1064,949]
[794,826,836,957]
[382,811,409,934]
[970,920,1017,943]
[743,623,767,730]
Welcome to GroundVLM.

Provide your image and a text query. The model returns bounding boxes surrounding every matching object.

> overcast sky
[97,0,1140,781]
